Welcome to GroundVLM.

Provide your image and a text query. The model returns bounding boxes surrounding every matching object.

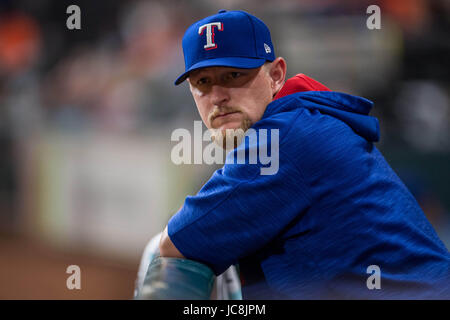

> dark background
[0,0,449,299]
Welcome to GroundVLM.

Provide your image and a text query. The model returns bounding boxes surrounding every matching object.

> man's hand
[159,226,185,258]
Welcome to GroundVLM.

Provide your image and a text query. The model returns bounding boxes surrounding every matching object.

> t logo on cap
[198,22,223,50]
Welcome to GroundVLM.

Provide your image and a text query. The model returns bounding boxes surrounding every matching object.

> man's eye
[197,78,209,85]
[222,72,242,82]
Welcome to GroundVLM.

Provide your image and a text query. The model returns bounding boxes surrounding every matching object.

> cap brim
[174,57,267,85]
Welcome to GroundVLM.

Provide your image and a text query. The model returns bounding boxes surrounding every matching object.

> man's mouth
[211,111,241,128]
[214,111,240,120]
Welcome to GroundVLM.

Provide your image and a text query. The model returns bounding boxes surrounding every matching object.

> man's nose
[209,84,230,107]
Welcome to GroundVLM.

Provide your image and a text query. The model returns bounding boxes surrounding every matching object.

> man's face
[187,65,274,143]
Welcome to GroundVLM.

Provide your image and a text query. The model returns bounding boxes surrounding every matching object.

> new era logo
[264,43,271,54]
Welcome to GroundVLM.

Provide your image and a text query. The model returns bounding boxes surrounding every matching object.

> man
[138,10,450,299]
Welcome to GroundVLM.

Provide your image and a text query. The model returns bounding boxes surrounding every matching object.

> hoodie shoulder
[258,91,378,178]
[262,91,380,143]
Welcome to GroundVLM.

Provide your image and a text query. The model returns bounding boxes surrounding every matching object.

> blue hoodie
[168,90,450,299]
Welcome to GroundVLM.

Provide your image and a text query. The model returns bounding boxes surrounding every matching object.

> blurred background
[0,0,449,299]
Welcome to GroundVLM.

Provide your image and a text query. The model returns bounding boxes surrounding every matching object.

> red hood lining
[273,73,331,101]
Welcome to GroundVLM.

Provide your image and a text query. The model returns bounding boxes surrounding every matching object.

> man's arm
[159,225,185,258]
[136,227,216,300]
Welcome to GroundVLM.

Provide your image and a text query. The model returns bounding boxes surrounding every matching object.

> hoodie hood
[274,73,331,99]
[263,74,380,142]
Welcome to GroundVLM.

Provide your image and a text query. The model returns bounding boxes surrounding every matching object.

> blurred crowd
[0,0,449,253]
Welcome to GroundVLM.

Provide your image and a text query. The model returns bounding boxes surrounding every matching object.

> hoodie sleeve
[167,115,311,275]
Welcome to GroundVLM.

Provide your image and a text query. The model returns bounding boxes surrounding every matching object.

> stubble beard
[209,111,252,151]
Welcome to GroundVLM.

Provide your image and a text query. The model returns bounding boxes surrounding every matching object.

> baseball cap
[174,10,275,85]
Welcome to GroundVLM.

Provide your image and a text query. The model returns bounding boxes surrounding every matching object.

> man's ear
[268,57,287,97]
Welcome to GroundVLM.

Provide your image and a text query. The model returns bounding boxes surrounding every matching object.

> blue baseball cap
[174,10,276,85]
